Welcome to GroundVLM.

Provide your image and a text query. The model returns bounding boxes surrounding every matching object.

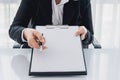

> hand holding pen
[23,28,47,49]
[39,33,48,50]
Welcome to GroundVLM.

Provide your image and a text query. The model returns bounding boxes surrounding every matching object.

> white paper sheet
[30,26,86,72]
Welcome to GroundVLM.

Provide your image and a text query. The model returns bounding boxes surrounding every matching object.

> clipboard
[29,26,87,76]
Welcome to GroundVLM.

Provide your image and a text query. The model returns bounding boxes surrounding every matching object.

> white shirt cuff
[21,29,27,42]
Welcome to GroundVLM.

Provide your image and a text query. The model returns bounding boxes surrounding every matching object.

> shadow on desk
[11,54,87,79]
[11,54,30,79]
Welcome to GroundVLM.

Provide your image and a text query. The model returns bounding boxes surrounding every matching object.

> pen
[40,33,43,51]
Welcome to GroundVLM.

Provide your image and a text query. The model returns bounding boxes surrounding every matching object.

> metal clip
[46,25,69,29]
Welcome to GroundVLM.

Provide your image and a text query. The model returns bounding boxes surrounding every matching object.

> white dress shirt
[22,0,69,42]
[52,0,69,25]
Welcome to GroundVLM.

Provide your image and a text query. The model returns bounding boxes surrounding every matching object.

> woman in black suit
[9,0,94,48]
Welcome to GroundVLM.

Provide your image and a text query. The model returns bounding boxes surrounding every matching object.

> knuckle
[28,43,33,48]
[35,45,40,49]
[28,38,33,43]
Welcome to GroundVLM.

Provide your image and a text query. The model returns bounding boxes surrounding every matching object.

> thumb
[81,33,86,40]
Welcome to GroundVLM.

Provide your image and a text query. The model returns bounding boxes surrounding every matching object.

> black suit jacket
[9,0,94,47]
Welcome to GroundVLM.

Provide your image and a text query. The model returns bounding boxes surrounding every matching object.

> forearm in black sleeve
[79,0,94,45]
[82,30,93,45]
[9,0,35,44]
[9,26,25,44]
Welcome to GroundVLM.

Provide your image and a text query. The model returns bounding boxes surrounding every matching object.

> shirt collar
[57,0,69,6]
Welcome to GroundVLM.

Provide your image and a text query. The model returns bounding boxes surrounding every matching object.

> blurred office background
[0,0,120,48]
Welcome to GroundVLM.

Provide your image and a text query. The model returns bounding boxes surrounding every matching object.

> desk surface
[0,48,120,80]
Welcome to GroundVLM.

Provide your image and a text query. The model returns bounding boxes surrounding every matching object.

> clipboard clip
[45,25,69,29]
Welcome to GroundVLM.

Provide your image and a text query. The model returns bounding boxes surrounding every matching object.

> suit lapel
[46,0,52,24]
[39,0,75,25]
[63,2,75,25]
[41,0,52,24]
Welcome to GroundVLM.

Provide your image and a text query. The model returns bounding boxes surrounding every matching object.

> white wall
[91,0,120,48]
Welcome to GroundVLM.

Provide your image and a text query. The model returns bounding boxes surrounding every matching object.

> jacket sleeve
[79,0,94,46]
[9,0,35,44]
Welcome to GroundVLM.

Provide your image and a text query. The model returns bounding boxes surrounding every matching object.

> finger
[28,38,40,49]
[42,37,46,45]
[42,46,48,50]
[75,26,87,36]
[41,37,47,50]
[33,31,43,42]
[75,28,84,36]
[81,33,86,40]
[37,37,46,47]
[28,43,34,48]
[27,37,34,48]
